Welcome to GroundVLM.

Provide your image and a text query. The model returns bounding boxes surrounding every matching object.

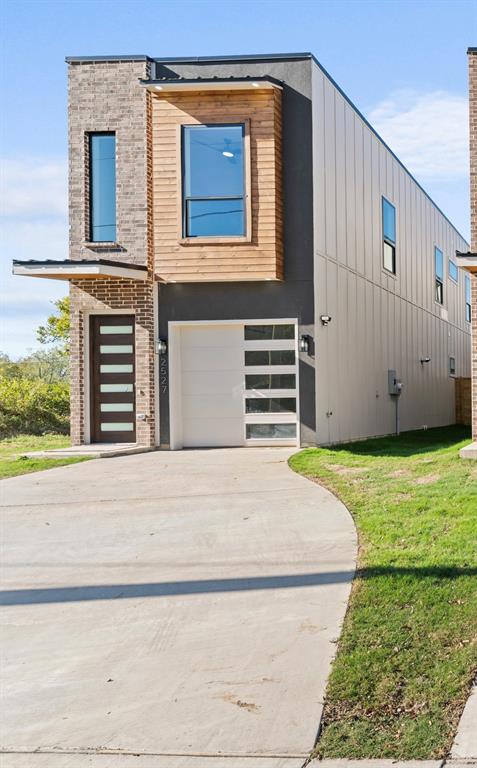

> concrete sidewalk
[1,447,356,766]
[452,682,477,760]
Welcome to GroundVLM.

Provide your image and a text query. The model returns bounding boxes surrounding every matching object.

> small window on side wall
[435,247,444,305]
[382,197,396,274]
[89,133,116,243]
[449,260,458,282]
[449,357,456,377]
[182,124,246,238]
[465,274,472,323]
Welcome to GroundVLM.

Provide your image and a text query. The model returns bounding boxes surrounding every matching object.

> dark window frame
[382,197,396,275]
[435,246,444,305]
[88,132,117,244]
[181,122,247,239]
[449,356,456,377]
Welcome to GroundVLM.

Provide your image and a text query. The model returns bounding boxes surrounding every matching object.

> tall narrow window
[435,247,444,304]
[90,133,116,242]
[465,274,472,322]
[182,124,245,238]
[382,197,396,274]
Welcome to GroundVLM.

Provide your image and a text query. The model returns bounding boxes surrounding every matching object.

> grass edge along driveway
[289,426,477,761]
[0,434,89,479]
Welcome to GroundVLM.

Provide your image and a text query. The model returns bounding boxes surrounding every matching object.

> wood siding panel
[151,88,283,283]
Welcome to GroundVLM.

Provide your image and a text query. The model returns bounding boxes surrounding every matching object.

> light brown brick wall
[69,279,156,447]
[469,50,477,438]
[68,59,151,264]
[455,377,472,426]
[68,60,157,445]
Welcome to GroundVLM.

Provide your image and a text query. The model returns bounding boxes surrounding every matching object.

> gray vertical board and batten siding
[311,60,470,444]
[157,58,316,447]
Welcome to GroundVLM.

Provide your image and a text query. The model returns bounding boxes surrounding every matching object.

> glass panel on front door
[90,315,136,443]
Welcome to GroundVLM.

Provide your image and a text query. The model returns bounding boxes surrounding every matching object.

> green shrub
[0,375,70,437]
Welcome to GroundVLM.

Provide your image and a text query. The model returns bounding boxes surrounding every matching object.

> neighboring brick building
[13,52,472,450]
[457,48,477,458]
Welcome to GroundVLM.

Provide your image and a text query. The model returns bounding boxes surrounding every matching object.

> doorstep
[459,441,477,459]
[21,443,154,459]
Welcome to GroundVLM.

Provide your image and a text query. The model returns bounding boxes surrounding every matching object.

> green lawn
[289,425,477,760]
[0,434,89,479]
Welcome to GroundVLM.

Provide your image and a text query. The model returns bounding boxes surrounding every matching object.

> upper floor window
[465,274,472,322]
[435,246,444,304]
[449,259,458,283]
[182,124,245,238]
[89,133,116,243]
[382,197,396,274]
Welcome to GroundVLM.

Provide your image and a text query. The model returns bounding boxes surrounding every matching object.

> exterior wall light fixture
[156,339,168,355]
[320,314,332,325]
[299,334,310,353]
[420,356,431,364]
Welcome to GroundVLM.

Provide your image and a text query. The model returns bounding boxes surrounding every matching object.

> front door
[90,315,136,443]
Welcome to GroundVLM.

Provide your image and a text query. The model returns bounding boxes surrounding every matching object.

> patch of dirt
[324,463,365,476]
[388,469,410,478]
[414,473,440,485]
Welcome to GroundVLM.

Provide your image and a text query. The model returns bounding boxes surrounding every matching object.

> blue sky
[1,0,475,357]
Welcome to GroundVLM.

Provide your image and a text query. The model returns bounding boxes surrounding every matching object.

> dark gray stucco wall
[156,57,315,447]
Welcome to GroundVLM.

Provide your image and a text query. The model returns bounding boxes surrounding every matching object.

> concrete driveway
[1,448,356,768]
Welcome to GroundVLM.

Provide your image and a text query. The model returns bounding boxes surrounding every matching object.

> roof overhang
[12,259,148,281]
[140,76,282,94]
[456,251,477,274]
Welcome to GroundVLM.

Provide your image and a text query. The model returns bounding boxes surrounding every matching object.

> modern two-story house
[13,51,472,449]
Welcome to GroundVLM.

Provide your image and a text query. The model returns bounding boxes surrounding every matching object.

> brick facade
[69,279,156,447]
[68,59,151,265]
[68,59,157,446]
[455,377,472,426]
[469,50,477,439]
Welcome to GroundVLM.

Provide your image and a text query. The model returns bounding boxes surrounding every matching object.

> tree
[36,297,70,352]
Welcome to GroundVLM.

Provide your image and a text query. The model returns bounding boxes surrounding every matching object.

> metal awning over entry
[12,259,148,281]
[456,251,477,274]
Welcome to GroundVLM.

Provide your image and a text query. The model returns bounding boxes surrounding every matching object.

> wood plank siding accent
[151,87,283,282]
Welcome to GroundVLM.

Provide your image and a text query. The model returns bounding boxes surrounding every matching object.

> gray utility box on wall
[388,370,403,396]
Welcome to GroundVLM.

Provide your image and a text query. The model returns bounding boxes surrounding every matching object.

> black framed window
[449,356,456,376]
[435,247,444,305]
[382,197,396,274]
[465,274,472,322]
[182,124,245,237]
[89,133,116,242]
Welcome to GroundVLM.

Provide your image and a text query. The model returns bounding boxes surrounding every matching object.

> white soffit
[143,80,282,93]
[456,253,477,273]
[12,262,148,281]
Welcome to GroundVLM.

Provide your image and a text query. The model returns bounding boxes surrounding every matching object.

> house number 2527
[160,356,168,394]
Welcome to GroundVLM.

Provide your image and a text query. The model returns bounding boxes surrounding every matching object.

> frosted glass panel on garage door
[180,325,244,447]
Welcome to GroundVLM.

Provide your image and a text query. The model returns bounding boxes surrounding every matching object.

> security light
[420,357,431,364]
[156,339,168,355]
[299,335,310,353]
[320,314,332,325]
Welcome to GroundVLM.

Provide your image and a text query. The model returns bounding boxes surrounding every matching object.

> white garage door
[170,321,298,449]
